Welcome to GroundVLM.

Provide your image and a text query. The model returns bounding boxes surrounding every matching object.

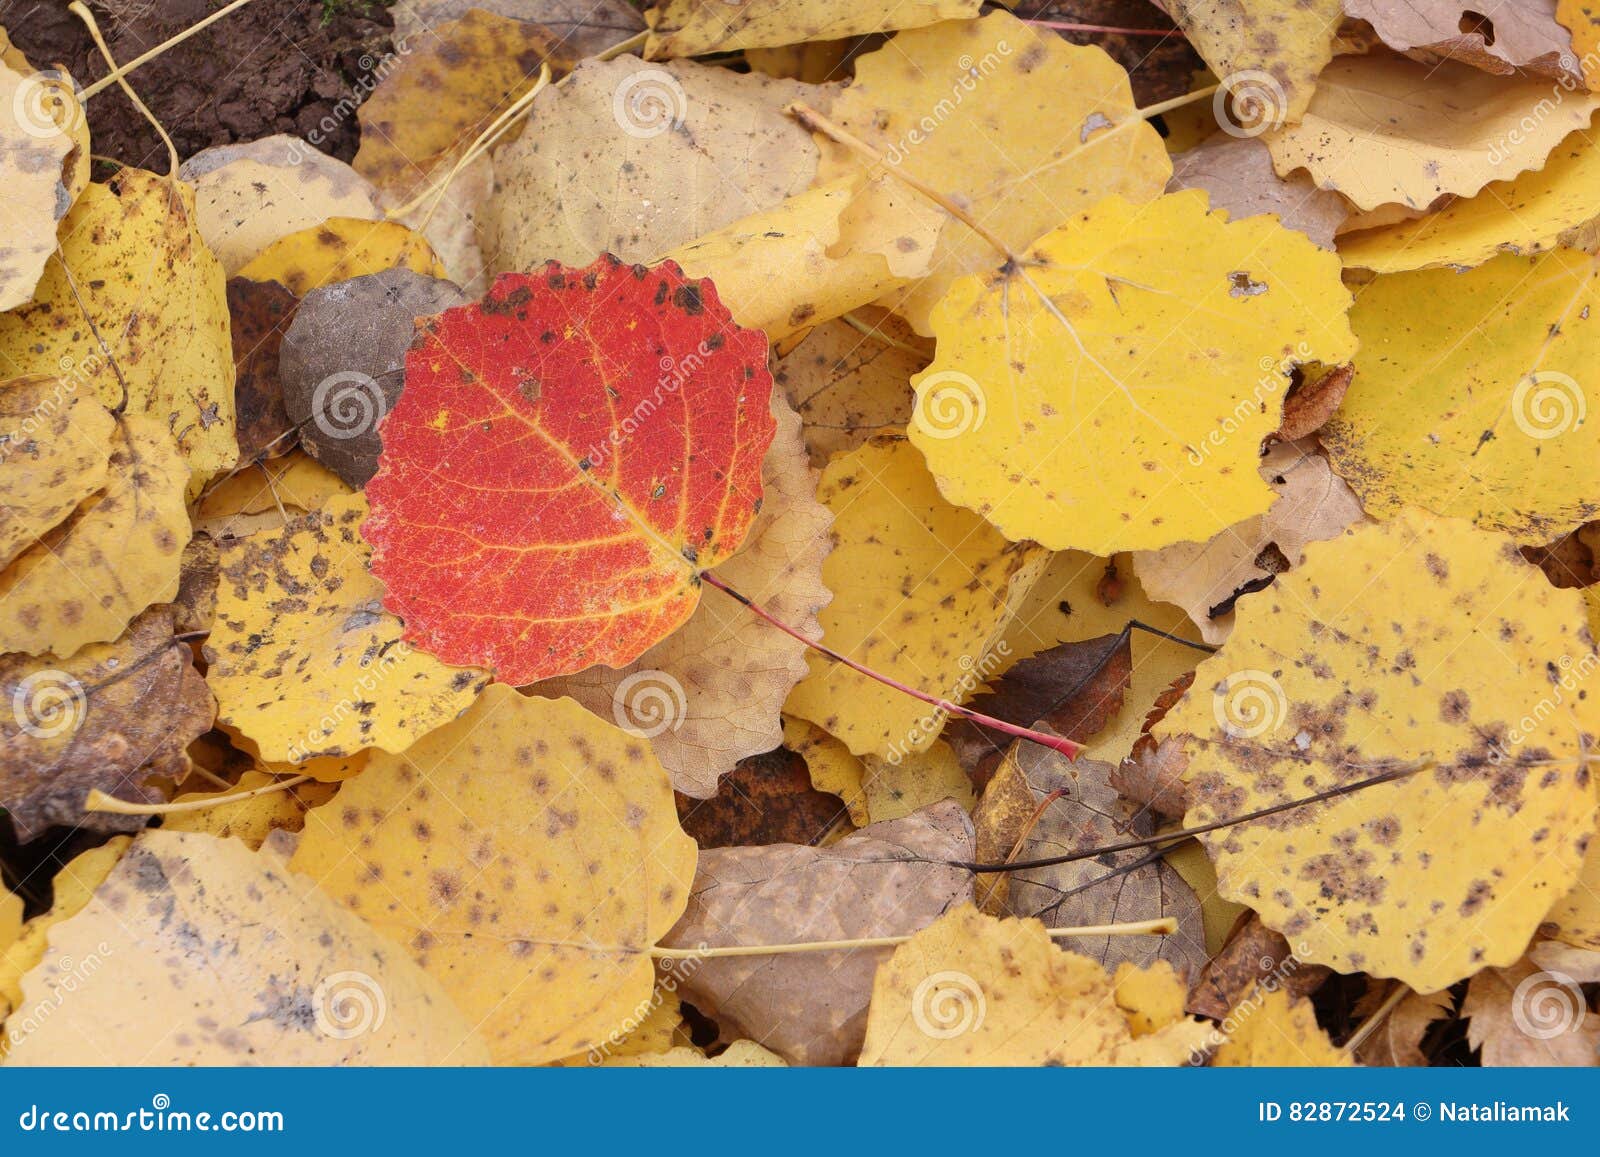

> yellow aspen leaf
[534,396,833,798]
[486,58,822,272]
[1263,54,1600,211]
[0,892,17,964]
[1133,441,1367,645]
[180,136,385,274]
[0,837,129,1031]
[644,0,978,56]
[860,739,975,825]
[1546,762,1600,950]
[1165,0,1343,126]
[0,415,189,657]
[912,190,1356,554]
[0,379,115,569]
[666,176,907,342]
[784,436,1048,759]
[746,39,856,84]
[355,9,560,205]
[1322,249,1599,544]
[205,493,489,763]
[858,904,1212,1065]
[3,831,490,1065]
[192,451,353,541]
[161,771,338,850]
[236,217,446,296]
[290,685,698,1065]
[1340,129,1600,272]
[552,993,684,1066]
[1114,959,1190,1037]
[0,170,237,482]
[1154,510,1600,992]
[814,11,1171,333]
[0,60,79,310]
[784,713,868,826]
[1210,988,1350,1066]
[1557,0,1600,89]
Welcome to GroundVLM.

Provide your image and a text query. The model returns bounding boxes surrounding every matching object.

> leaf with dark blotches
[675,747,849,849]
[279,268,467,487]
[2,830,491,1065]
[364,255,776,684]
[226,278,297,462]
[0,607,212,842]
[661,800,974,1065]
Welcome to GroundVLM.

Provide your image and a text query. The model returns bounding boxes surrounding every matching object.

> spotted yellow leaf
[0,416,189,657]
[784,436,1048,759]
[1339,129,1600,272]
[1211,988,1350,1066]
[1154,510,1599,992]
[1263,54,1600,211]
[813,11,1170,333]
[0,379,115,570]
[237,217,446,296]
[3,831,489,1065]
[858,905,1212,1065]
[290,685,698,1064]
[1323,249,1599,544]
[912,190,1356,553]
[205,492,489,763]
[0,170,237,482]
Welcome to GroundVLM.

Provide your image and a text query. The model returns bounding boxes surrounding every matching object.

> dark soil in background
[2,0,394,167]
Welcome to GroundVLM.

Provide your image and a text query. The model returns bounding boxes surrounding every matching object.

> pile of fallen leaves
[0,0,1598,1068]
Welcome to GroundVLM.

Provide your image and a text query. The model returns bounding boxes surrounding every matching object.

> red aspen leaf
[364,254,776,684]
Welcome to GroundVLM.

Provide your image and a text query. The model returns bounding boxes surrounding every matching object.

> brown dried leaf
[661,800,975,1066]
[0,607,212,842]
